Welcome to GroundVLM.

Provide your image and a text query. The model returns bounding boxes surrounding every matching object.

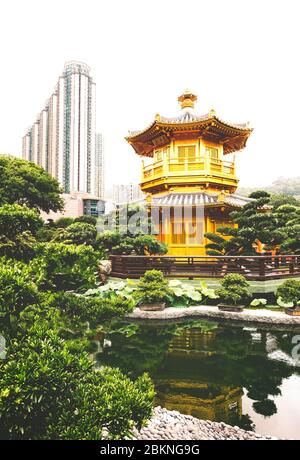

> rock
[131,407,279,441]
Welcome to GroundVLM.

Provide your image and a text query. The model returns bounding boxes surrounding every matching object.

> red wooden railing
[110,255,300,281]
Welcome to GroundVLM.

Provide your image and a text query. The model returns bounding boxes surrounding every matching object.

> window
[178,145,196,162]
[171,219,204,245]
[155,149,163,161]
[205,146,218,160]
[171,221,186,244]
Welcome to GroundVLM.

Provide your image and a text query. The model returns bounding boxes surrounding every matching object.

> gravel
[131,407,278,440]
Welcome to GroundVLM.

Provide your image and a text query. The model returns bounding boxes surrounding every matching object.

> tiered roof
[126,90,253,156]
[151,192,253,208]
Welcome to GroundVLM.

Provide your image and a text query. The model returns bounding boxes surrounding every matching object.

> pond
[95,319,300,439]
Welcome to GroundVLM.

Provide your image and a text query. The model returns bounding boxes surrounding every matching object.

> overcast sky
[1,0,299,191]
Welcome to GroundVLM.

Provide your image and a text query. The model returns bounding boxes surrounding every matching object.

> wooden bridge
[110,255,300,281]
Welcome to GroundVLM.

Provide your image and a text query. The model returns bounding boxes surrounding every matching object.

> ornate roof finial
[178,89,197,110]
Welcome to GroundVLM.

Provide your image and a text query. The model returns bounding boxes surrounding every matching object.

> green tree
[205,191,286,255]
[0,155,63,213]
[0,259,39,331]
[30,243,101,291]
[97,231,167,255]
[52,222,97,246]
[0,323,154,440]
[0,204,42,259]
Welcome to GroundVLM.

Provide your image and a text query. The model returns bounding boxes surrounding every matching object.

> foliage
[0,204,42,235]
[250,298,267,307]
[0,324,154,440]
[270,194,300,209]
[52,222,97,246]
[0,204,42,259]
[238,177,300,197]
[0,259,39,328]
[30,243,101,291]
[216,274,252,306]
[132,235,167,255]
[276,279,300,307]
[53,217,75,228]
[167,279,218,307]
[205,190,300,255]
[252,399,277,417]
[36,224,57,242]
[85,280,137,302]
[0,155,63,212]
[134,270,172,305]
[96,231,167,255]
[74,215,97,226]
[99,204,156,236]
[47,291,135,324]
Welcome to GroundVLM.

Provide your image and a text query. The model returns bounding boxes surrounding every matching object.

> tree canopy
[205,191,300,255]
[0,155,63,213]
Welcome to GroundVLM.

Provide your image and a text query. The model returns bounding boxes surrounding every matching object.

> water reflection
[95,320,300,438]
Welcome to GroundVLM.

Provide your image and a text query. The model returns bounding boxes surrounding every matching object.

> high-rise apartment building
[22,61,102,196]
[95,133,105,198]
[112,183,144,204]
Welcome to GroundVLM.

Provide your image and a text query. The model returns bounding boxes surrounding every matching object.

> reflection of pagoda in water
[154,328,243,423]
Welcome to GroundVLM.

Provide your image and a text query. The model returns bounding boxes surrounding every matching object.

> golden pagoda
[126,90,253,256]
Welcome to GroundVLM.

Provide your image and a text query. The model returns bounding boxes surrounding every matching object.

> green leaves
[217,274,252,306]
[250,298,267,307]
[276,279,300,307]
[52,222,98,246]
[0,155,63,213]
[135,270,172,304]
[30,242,101,291]
[0,324,154,439]
[0,259,39,322]
[205,191,300,255]
[96,231,167,256]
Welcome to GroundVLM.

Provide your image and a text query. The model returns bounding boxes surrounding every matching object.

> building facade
[22,61,102,197]
[95,133,105,197]
[40,192,105,222]
[126,90,253,256]
[112,183,145,204]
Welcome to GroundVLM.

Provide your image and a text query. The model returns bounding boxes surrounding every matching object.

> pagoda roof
[126,90,253,157]
[151,192,253,208]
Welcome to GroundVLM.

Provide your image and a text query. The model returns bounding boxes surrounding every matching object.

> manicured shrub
[52,222,97,246]
[47,291,134,323]
[74,215,97,226]
[133,235,167,255]
[0,204,42,236]
[30,243,101,291]
[134,270,172,305]
[0,204,43,260]
[276,279,300,307]
[96,231,168,255]
[0,259,39,327]
[54,217,75,228]
[216,274,252,306]
[0,325,154,439]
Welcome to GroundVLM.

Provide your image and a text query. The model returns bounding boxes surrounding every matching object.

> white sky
[1,0,299,191]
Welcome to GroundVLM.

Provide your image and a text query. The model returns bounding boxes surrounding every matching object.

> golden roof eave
[126,116,253,156]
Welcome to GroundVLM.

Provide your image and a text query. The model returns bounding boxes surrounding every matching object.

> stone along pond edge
[127,305,300,327]
[131,407,280,440]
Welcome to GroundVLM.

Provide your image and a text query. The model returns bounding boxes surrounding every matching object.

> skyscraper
[95,132,105,198]
[22,61,99,196]
[112,183,144,204]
